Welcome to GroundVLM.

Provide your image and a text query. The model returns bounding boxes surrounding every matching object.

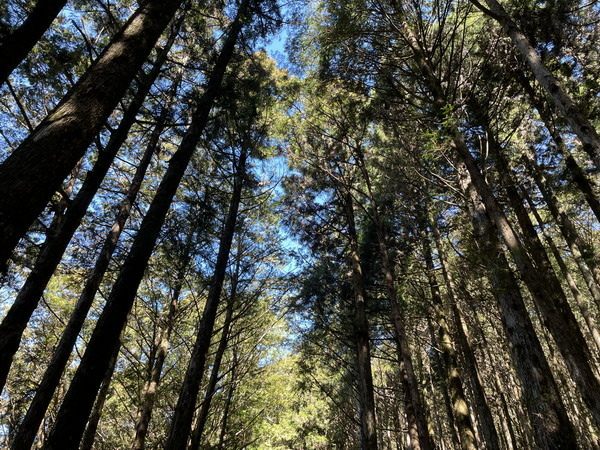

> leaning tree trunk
[341,191,378,450]
[432,224,500,450]
[0,0,68,84]
[188,260,238,449]
[42,7,245,446]
[457,164,577,448]
[0,30,179,398]
[356,153,432,450]
[79,345,120,450]
[471,0,600,168]
[513,72,600,222]
[522,149,600,308]
[164,142,250,449]
[0,0,184,272]
[422,224,477,450]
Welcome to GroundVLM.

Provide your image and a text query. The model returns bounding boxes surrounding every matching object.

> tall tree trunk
[79,345,120,450]
[522,148,600,308]
[471,0,600,168]
[0,0,68,84]
[132,230,193,450]
[422,226,477,450]
[457,164,577,448]
[432,225,500,450]
[43,7,245,446]
[0,0,184,271]
[513,71,600,222]
[10,71,180,450]
[341,191,378,450]
[217,354,237,450]
[355,150,432,450]
[188,260,238,450]
[523,190,600,354]
[0,33,179,398]
[165,127,250,449]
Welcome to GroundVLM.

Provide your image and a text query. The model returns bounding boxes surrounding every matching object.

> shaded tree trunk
[0,32,179,400]
[0,0,68,84]
[473,0,600,167]
[341,191,378,450]
[432,224,500,450]
[42,7,244,446]
[0,0,184,271]
[165,132,250,449]
[457,164,576,448]
[10,69,180,450]
[422,226,477,450]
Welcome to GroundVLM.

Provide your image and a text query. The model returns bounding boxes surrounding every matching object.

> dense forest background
[0,0,599,448]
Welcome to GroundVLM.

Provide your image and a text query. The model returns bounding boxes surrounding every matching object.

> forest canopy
[0,0,600,448]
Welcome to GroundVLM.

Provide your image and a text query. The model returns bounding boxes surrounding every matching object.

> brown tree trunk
[472,0,600,168]
[165,115,250,450]
[432,225,500,450]
[0,33,179,400]
[356,151,432,450]
[422,226,477,450]
[10,68,180,450]
[0,0,184,271]
[132,227,193,450]
[341,191,378,450]
[0,0,68,84]
[42,7,243,446]
[188,261,238,449]
[457,164,577,448]
[513,72,600,222]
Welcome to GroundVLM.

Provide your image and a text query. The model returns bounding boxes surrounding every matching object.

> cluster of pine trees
[0,0,599,448]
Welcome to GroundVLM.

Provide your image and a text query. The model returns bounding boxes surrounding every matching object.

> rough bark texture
[342,192,378,450]
[457,164,577,448]
[165,146,248,450]
[0,0,183,272]
[43,6,242,445]
[422,229,477,450]
[432,225,500,450]
[0,32,177,399]
[0,0,68,84]
[478,0,600,168]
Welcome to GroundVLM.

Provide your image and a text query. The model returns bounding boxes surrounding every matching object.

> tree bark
[0,0,183,272]
[422,226,477,450]
[188,260,238,449]
[457,163,577,448]
[472,0,600,168]
[0,30,178,399]
[165,131,250,449]
[341,191,378,450]
[432,225,500,450]
[0,0,68,84]
[42,6,243,446]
